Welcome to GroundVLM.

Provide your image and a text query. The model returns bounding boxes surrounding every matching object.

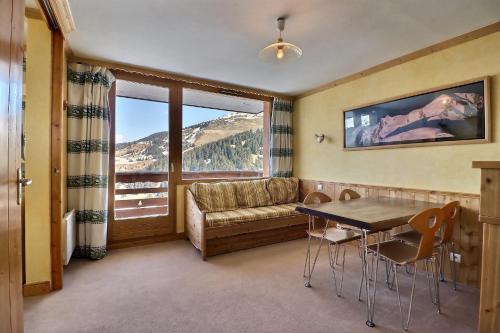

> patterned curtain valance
[67,63,115,260]
[270,98,293,177]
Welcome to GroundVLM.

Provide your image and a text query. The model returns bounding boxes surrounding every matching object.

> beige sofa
[185,177,308,259]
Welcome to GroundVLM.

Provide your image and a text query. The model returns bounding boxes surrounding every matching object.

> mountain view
[115,112,264,173]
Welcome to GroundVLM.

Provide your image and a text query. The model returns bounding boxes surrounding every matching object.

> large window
[182,89,266,179]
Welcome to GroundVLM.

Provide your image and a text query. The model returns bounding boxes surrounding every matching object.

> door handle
[17,168,32,205]
[19,178,32,186]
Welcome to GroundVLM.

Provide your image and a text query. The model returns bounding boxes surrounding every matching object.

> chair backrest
[408,208,444,260]
[303,191,332,204]
[440,201,460,244]
[339,189,361,201]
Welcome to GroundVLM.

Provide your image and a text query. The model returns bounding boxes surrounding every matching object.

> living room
[1,1,500,332]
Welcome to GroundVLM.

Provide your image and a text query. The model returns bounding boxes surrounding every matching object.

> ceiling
[42,1,500,95]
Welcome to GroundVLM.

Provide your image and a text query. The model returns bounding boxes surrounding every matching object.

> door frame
[107,71,182,247]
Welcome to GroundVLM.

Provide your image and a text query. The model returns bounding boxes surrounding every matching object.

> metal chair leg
[394,262,418,331]
[305,230,326,288]
[385,260,395,290]
[303,234,311,278]
[439,245,446,282]
[338,245,346,295]
[304,215,313,283]
[450,242,457,291]
[327,242,342,297]
[358,250,365,301]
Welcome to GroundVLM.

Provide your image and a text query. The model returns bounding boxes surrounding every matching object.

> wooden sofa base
[185,187,309,259]
[205,222,308,257]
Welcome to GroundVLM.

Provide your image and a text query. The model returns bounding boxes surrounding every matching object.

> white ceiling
[63,0,500,95]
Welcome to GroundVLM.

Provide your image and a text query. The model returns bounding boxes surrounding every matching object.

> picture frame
[343,77,490,150]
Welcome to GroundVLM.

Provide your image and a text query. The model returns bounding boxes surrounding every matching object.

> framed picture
[343,77,490,150]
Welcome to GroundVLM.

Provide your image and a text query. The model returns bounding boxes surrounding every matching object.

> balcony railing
[182,170,263,180]
[114,172,169,220]
[114,170,263,220]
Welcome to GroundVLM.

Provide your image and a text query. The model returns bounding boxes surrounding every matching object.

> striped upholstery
[234,179,273,208]
[190,182,238,213]
[267,177,298,204]
[206,203,299,228]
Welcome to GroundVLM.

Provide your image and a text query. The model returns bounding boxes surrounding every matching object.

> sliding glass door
[108,78,175,244]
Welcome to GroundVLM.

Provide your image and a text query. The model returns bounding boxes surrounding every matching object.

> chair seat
[308,227,361,244]
[367,240,418,265]
[393,230,440,247]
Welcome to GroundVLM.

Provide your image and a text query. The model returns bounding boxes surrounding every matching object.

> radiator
[62,209,76,266]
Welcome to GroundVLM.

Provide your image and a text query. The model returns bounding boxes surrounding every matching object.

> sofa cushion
[234,179,273,208]
[267,177,299,204]
[205,203,299,228]
[190,182,238,213]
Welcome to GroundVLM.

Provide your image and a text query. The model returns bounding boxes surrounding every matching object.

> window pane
[114,80,169,219]
[115,82,169,173]
[182,89,264,177]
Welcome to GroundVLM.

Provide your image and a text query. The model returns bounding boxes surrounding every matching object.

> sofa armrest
[185,188,207,259]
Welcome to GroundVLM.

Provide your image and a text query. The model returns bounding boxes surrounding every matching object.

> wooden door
[108,76,179,246]
[0,0,24,332]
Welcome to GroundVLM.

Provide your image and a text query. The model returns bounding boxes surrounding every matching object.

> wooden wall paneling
[299,179,481,287]
[378,188,390,198]
[459,196,482,287]
[473,161,500,331]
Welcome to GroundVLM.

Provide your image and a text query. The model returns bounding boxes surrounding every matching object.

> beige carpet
[24,239,478,333]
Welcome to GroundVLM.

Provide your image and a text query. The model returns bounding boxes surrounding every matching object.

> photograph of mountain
[344,80,488,149]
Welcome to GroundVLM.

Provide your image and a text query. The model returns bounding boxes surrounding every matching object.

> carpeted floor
[24,239,478,333]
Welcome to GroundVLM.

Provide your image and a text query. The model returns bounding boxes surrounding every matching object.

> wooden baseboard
[107,232,186,250]
[23,281,51,297]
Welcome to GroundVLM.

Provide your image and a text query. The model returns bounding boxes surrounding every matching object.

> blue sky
[115,96,229,143]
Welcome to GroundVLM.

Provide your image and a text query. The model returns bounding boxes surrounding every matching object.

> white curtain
[270,98,293,177]
[67,63,115,259]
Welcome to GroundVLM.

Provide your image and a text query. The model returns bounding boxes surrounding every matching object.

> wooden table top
[295,197,443,231]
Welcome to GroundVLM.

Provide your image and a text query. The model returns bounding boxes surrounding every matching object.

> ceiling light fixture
[259,17,302,63]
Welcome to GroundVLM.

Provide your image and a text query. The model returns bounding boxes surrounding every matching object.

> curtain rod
[70,57,291,101]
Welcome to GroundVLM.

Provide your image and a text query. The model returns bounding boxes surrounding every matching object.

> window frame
[107,69,273,243]
[180,85,271,182]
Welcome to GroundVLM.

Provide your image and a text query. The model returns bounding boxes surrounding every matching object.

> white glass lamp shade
[258,41,303,63]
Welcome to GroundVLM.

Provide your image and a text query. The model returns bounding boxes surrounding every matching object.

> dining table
[295,196,444,327]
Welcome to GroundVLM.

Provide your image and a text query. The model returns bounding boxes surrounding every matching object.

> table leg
[304,215,312,286]
[362,229,380,327]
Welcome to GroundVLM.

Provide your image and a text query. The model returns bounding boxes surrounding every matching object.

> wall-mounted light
[315,134,325,143]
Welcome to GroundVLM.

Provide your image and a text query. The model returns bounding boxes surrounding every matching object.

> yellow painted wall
[294,32,500,195]
[24,17,52,284]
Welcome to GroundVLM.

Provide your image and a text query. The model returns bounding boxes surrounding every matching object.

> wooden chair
[303,191,361,297]
[393,201,460,289]
[339,188,361,201]
[368,208,444,331]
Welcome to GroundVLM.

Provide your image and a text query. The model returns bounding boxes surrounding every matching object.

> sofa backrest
[189,177,299,212]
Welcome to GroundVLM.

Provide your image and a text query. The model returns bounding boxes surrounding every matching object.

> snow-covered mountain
[115,112,263,172]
